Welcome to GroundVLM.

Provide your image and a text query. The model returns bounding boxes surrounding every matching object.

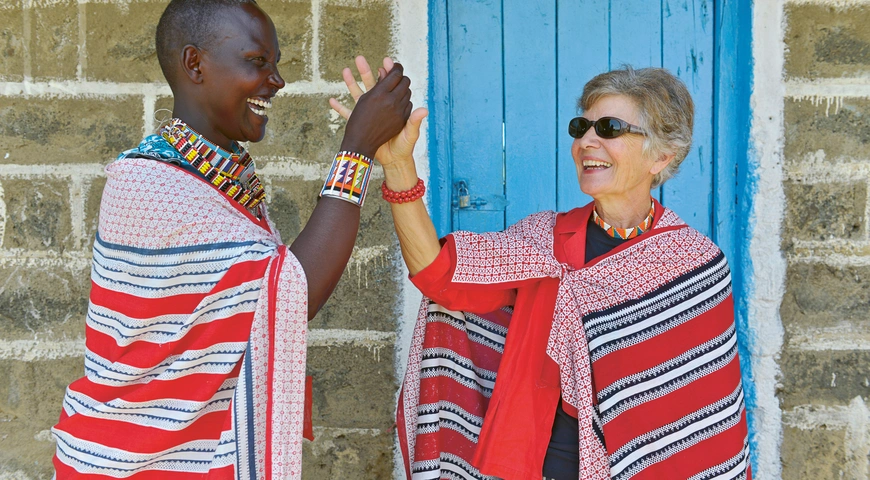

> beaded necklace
[159,118,266,214]
[592,201,655,240]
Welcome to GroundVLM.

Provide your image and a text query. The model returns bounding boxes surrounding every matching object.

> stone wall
[777,0,870,478]
[0,0,406,478]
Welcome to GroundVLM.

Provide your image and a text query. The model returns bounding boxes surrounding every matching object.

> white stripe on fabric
[92,237,274,269]
[411,469,441,480]
[426,313,507,354]
[599,332,738,413]
[416,405,483,440]
[687,444,749,480]
[428,303,466,318]
[420,355,496,391]
[464,319,507,347]
[583,256,728,331]
[588,272,731,352]
[212,429,237,468]
[53,428,222,477]
[87,282,261,346]
[598,324,736,399]
[91,243,273,277]
[441,453,498,480]
[84,343,246,386]
[63,379,236,431]
[610,389,745,477]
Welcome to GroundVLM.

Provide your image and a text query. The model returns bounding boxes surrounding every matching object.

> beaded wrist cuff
[320,151,373,207]
[381,178,426,204]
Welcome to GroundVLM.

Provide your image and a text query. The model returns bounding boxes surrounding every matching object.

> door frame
[426,0,757,467]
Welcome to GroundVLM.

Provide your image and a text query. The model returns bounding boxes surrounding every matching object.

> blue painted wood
[610,0,663,203]
[713,0,756,470]
[662,0,715,236]
[609,0,662,69]
[427,0,452,238]
[429,0,755,465]
[555,0,608,212]
[448,0,505,233]
[504,0,557,226]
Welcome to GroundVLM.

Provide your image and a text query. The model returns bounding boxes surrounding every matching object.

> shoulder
[116,135,183,163]
[649,207,724,263]
[504,210,558,236]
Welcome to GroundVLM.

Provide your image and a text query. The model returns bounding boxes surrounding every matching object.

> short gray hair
[579,66,694,188]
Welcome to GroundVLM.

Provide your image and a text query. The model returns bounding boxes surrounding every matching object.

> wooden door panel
[443,0,717,238]
[504,0,558,226]
[448,0,505,231]
[661,0,715,235]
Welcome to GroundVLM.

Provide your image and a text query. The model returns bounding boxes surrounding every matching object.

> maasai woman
[332,62,751,479]
[50,1,412,478]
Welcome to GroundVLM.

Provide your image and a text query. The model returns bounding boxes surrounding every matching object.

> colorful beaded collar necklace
[159,118,266,214]
[592,201,655,240]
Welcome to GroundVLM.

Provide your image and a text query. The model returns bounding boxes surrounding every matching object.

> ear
[649,152,675,176]
[181,45,205,84]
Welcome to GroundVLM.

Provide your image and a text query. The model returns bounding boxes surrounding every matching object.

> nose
[270,65,286,90]
[577,126,601,149]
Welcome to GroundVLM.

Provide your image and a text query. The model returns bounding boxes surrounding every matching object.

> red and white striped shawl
[399,207,750,480]
[52,158,309,479]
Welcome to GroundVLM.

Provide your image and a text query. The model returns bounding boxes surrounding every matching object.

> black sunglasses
[568,116,648,139]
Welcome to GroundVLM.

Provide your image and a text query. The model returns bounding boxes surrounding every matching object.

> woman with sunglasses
[332,62,751,480]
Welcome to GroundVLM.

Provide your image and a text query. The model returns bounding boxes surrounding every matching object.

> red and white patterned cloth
[52,158,309,479]
[399,203,750,480]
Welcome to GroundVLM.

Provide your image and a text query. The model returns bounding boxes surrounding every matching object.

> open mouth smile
[246,97,272,116]
[583,159,612,170]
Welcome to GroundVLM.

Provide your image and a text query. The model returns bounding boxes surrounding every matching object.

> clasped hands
[330,56,428,190]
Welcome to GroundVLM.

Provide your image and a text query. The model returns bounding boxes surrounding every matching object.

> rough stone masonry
[5,0,870,479]
[0,0,403,478]
[777,1,870,479]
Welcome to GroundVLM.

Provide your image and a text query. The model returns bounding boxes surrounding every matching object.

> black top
[541,217,628,479]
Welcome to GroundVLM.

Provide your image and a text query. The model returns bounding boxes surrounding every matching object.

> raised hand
[337,58,412,159]
[330,57,428,168]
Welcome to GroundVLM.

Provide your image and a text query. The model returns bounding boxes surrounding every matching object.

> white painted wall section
[749,0,787,478]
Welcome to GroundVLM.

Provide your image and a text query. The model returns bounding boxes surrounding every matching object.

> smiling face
[194,3,285,148]
[571,94,668,206]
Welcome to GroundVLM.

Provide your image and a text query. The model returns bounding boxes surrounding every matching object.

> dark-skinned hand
[339,62,412,158]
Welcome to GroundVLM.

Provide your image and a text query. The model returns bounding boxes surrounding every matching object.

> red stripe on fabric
[603,356,744,452]
[56,411,232,453]
[66,363,243,404]
[89,281,205,319]
[420,322,504,371]
[630,409,750,480]
[54,455,236,480]
[89,255,271,321]
[415,425,483,473]
[265,246,286,480]
[85,310,255,368]
[592,298,735,391]
[303,375,313,441]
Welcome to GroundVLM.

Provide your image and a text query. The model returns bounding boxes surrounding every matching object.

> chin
[578,177,606,198]
[243,124,268,143]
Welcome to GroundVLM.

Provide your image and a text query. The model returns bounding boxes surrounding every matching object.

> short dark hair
[155,0,258,85]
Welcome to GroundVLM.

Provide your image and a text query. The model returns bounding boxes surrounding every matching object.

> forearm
[289,197,360,319]
[383,160,441,275]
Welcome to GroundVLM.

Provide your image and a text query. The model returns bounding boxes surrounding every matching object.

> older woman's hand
[329,56,428,170]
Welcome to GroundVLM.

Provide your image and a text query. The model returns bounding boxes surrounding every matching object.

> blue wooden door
[429,0,719,239]
[428,0,756,464]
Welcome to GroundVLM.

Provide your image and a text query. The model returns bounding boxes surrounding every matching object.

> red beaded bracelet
[381,178,426,204]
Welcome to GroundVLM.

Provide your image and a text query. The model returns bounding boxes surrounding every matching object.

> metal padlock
[457,181,471,208]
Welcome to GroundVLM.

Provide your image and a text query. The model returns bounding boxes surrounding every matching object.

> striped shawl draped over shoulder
[398,208,751,480]
[52,158,309,479]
